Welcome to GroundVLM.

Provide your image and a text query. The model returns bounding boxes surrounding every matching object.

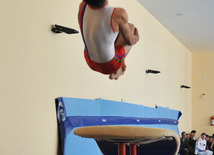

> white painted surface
[138,0,214,52]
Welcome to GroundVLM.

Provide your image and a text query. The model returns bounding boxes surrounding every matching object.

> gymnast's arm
[113,8,139,46]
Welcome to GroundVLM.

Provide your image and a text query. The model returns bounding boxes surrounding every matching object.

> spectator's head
[206,135,210,141]
[181,131,186,138]
[209,136,213,142]
[190,130,197,138]
[201,133,206,140]
[186,133,190,139]
[83,0,106,7]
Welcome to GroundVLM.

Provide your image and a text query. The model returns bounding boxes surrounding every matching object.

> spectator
[206,135,210,141]
[195,133,213,155]
[186,133,190,139]
[210,136,214,153]
[180,132,190,155]
[207,136,212,150]
[189,130,197,155]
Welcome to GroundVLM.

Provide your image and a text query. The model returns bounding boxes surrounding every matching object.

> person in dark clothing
[188,130,197,155]
[180,132,190,155]
[207,136,212,150]
[186,133,190,139]
[208,136,214,153]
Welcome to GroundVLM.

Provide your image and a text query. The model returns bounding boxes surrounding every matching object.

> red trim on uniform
[110,8,118,33]
[78,2,86,26]
[84,45,126,74]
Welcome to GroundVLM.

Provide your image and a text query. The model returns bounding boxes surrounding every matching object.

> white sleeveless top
[82,4,119,63]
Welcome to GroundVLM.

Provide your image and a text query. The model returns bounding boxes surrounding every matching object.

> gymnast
[78,0,139,80]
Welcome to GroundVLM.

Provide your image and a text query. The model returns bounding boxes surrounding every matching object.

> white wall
[192,52,214,136]
[0,0,191,154]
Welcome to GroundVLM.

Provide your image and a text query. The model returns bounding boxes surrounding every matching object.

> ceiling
[138,0,214,52]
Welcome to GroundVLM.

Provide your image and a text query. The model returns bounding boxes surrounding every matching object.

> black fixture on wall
[51,24,79,34]
[180,85,191,89]
[146,69,161,74]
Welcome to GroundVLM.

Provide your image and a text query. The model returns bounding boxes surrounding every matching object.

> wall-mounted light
[202,94,205,99]
[180,85,191,89]
[51,24,79,34]
[146,69,161,74]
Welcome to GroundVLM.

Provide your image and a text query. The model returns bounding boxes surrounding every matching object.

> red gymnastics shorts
[84,45,126,74]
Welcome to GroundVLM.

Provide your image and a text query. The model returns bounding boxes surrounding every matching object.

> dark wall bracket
[146,69,161,74]
[51,24,79,34]
[180,85,191,89]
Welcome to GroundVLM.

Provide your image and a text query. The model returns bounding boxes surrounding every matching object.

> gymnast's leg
[109,23,136,80]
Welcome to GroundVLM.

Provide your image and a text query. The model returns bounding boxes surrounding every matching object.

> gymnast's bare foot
[109,63,127,80]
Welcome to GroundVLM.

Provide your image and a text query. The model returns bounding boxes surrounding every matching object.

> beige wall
[0,0,191,154]
[192,52,214,136]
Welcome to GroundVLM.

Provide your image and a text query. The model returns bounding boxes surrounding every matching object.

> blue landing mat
[55,97,182,155]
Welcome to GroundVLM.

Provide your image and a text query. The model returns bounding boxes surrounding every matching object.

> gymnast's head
[83,0,106,7]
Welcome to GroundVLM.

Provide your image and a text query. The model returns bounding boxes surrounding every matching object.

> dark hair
[201,133,206,136]
[191,130,196,133]
[83,0,106,7]
[181,132,186,136]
